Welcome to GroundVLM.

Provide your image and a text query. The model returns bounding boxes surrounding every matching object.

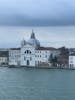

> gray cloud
[0,0,75,26]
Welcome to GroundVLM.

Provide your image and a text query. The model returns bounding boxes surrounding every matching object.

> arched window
[25,51,26,53]
[27,50,29,54]
[24,50,32,54]
[30,51,31,54]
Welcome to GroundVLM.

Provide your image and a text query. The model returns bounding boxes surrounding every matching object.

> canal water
[0,67,75,100]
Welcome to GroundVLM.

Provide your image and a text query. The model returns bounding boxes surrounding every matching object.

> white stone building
[69,55,75,68]
[8,31,60,67]
[0,57,8,66]
[9,48,21,66]
[20,31,60,67]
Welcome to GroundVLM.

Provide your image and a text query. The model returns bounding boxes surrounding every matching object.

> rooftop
[9,48,21,50]
[36,47,57,50]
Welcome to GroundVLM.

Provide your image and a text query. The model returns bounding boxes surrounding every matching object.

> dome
[27,30,40,47]
[21,39,26,47]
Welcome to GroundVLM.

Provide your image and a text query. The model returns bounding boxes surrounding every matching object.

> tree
[48,53,53,63]
[53,56,57,63]
[48,54,57,66]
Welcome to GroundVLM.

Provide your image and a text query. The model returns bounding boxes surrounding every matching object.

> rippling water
[0,67,75,100]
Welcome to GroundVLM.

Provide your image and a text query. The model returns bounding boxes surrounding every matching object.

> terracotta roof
[36,47,57,50]
[9,48,21,50]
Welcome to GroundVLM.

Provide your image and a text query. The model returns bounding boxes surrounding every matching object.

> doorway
[27,60,30,66]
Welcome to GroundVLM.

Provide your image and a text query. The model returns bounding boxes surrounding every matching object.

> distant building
[3,30,61,67]
[21,30,60,67]
[57,47,69,67]
[69,54,75,68]
[9,48,21,66]
[68,48,75,68]
[69,48,75,55]
[0,51,8,66]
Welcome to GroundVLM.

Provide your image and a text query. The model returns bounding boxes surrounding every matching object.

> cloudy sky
[0,0,75,26]
[0,0,75,48]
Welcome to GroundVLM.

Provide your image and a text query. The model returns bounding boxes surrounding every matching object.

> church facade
[20,31,60,67]
[9,31,60,67]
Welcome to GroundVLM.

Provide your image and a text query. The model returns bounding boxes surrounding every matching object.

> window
[25,50,31,54]
[72,64,74,67]
[38,61,39,64]
[27,50,28,54]
[35,51,37,53]
[46,51,47,53]
[30,57,32,61]
[35,55,37,57]
[30,51,31,54]
[45,55,47,58]
[70,57,73,60]
[70,61,73,63]
[24,57,26,60]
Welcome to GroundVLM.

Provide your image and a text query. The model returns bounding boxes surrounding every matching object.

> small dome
[21,39,26,47]
[27,30,40,47]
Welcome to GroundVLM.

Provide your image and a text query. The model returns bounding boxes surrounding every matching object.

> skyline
[0,26,75,48]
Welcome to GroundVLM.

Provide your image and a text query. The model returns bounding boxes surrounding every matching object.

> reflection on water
[0,67,74,100]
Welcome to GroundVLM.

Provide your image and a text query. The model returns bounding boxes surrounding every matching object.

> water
[0,67,75,100]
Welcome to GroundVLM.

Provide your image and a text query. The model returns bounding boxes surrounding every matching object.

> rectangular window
[24,57,26,60]
[46,51,47,53]
[38,61,39,64]
[35,55,37,57]
[70,57,73,60]
[35,61,37,65]
[30,57,32,61]
[70,61,73,63]
[45,55,47,58]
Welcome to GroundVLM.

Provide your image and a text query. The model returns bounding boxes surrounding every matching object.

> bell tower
[30,29,35,39]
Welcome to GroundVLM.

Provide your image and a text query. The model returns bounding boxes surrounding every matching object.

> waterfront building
[69,54,75,68]
[57,47,69,67]
[21,31,60,67]
[8,30,60,67]
[0,51,8,66]
[9,48,21,66]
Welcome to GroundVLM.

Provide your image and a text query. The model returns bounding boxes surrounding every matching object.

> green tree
[48,53,53,63]
[49,54,57,66]
[54,56,57,63]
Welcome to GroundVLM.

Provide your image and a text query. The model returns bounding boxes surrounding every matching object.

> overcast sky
[0,0,75,26]
[0,0,75,48]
